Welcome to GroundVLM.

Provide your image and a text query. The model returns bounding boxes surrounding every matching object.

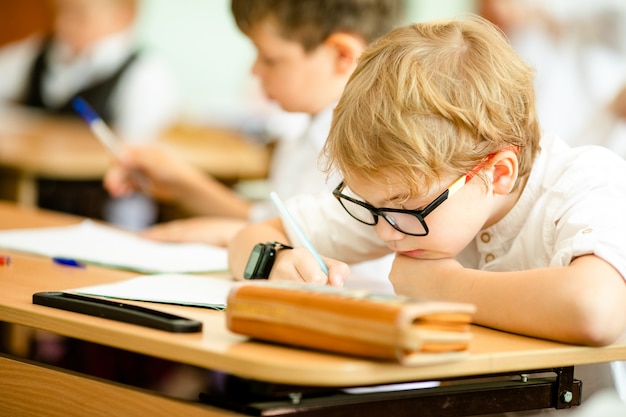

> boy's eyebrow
[346,183,424,207]
[386,182,436,206]
[383,189,418,207]
[386,193,408,205]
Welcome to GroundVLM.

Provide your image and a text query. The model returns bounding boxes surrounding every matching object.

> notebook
[69,274,235,310]
[0,220,228,273]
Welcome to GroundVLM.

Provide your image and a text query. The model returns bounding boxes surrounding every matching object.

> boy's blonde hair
[231,0,405,52]
[324,15,541,195]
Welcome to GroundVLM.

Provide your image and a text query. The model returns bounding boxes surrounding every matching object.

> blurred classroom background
[131,0,475,125]
[1,0,624,227]
[0,0,476,129]
[3,0,625,147]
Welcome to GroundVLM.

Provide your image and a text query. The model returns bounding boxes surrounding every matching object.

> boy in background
[228,15,626,413]
[0,0,179,228]
[104,0,404,248]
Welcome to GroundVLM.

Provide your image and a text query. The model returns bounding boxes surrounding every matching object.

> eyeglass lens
[338,196,428,235]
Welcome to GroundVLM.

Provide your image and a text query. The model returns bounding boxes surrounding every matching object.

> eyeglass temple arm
[420,173,468,218]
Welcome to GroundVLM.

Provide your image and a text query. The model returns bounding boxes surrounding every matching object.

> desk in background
[0,106,270,207]
[1,201,626,416]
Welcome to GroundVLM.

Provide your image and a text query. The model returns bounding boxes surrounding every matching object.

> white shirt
[248,104,339,222]
[0,31,180,142]
[285,133,626,408]
[457,133,626,276]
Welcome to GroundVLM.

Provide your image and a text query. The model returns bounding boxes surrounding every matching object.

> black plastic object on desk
[33,291,203,333]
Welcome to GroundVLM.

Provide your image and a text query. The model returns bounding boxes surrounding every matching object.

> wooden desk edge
[0,354,241,417]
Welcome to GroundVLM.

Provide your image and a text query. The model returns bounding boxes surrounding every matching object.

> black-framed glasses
[332,154,495,236]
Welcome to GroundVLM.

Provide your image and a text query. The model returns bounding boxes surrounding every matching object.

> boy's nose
[374,220,405,242]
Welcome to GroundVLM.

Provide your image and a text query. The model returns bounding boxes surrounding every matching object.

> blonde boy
[229,15,626,411]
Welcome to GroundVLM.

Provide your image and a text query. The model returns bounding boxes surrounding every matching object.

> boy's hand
[389,254,463,298]
[103,162,137,197]
[103,145,205,202]
[269,247,349,287]
[140,217,247,248]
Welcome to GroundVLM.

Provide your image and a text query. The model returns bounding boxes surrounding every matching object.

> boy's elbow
[570,295,626,347]
[576,320,623,347]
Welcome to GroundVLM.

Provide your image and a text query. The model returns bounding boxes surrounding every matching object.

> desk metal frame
[198,367,580,416]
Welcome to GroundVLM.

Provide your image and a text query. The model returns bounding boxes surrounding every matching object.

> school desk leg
[16,172,37,207]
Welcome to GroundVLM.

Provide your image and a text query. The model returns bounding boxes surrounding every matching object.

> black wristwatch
[243,241,293,280]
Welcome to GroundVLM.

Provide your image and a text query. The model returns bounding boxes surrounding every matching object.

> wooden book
[225,282,476,365]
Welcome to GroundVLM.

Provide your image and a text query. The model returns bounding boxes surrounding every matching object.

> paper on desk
[70,274,235,310]
[0,220,228,273]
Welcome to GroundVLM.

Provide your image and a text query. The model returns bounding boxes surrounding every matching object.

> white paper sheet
[70,274,236,310]
[0,220,228,273]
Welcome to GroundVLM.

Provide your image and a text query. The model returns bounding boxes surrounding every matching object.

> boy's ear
[489,149,519,195]
[324,33,366,74]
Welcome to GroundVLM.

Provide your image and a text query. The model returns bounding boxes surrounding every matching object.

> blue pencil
[270,192,329,276]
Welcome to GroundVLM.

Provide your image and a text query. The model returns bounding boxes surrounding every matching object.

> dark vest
[22,37,139,124]
[23,38,141,220]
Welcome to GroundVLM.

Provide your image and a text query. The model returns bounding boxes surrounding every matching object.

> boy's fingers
[327,271,344,287]
[326,262,349,287]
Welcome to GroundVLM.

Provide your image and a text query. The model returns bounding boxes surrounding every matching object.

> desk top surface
[0,106,270,180]
[1,201,625,387]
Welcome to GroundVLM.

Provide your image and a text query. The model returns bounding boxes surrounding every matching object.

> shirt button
[480,232,491,243]
[485,253,495,263]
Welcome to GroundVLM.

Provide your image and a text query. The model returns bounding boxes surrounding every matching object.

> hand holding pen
[270,192,347,286]
[72,96,209,203]
[72,97,149,196]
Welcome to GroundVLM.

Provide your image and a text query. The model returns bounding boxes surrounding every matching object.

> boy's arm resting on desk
[104,144,251,218]
[140,216,247,247]
[228,218,349,286]
[389,253,626,346]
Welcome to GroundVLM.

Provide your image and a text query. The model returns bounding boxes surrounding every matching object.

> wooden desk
[0,107,270,206]
[1,202,625,416]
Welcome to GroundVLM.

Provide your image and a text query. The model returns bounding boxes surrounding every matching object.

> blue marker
[270,192,329,276]
[72,97,122,157]
[52,257,86,268]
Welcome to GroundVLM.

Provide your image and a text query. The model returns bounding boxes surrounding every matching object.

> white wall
[134,0,476,124]
[405,0,476,22]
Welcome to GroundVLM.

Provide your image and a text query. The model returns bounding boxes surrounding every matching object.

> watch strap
[244,241,293,280]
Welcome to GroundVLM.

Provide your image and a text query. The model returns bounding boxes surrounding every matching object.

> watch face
[244,243,275,280]
[244,245,263,279]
